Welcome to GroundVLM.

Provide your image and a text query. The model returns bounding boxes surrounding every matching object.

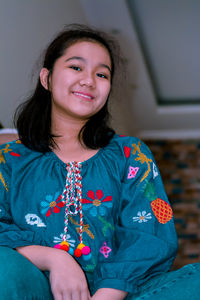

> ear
[40,68,50,90]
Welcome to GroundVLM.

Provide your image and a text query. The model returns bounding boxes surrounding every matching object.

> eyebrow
[65,56,111,73]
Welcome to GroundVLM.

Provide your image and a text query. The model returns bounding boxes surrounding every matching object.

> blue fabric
[128,263,200,299]
[1,246,200,299]
[0,135,178,294]
[0,246,53,299]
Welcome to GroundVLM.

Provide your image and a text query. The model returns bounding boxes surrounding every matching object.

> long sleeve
[0,143,46,248]
[93,138,178,295]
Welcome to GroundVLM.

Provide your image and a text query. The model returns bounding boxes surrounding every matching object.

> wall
[0,0,87,128]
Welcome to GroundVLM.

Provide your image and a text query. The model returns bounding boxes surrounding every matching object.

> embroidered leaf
[3,144,11,154]
[0,153,5,164]
[10,152,20,157]
[124,146,131,158]
[0,171,8,191]
[144,182,156,201]
[98,216,115,236]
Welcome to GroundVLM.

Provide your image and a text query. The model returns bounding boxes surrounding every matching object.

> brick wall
[146,139,200,269]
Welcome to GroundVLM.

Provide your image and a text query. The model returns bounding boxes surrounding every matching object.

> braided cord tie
[54,161,91,261]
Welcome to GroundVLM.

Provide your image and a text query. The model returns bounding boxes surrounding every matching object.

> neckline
[46,146,104,168]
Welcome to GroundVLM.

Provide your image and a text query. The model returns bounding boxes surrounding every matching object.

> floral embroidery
[25,214,46,227]
[0,144,21,191]
[82,190,112,217]
[124,146,131,158]
[53,233,75,248]
[40,192,65,217]
[100,241,112,258]
[132,141,152,183]
[132,211,152,223]
[127,166,139,179]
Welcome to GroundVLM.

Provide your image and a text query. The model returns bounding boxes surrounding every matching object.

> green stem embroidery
[85,256,96,272]
[98,216,115,236]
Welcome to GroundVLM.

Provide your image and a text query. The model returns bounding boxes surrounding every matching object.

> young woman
[0,24,200,300]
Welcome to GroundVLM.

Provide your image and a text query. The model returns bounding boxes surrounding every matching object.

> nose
[79,71,95,88]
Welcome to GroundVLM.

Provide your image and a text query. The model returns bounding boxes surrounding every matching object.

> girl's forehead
[63,40,111,61]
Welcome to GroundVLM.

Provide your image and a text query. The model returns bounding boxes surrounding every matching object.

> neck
[51,112,86,148]
[51,111,96,163]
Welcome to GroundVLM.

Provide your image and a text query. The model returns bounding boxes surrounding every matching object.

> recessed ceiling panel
[127,0,200,105]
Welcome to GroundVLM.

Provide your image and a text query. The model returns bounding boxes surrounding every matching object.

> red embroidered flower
[82,190,112,216]
[41,193,65,217]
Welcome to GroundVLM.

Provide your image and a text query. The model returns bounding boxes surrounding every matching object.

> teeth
[73,92,92,99]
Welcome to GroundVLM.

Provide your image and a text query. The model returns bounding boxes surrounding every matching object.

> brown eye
[70,66,81,71]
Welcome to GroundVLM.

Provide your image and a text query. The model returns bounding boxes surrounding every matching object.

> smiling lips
[72,91,94,101]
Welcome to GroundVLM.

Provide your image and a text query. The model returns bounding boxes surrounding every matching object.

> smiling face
[40,40,112,122]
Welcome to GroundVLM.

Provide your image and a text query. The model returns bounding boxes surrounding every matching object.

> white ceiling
[80,0,200,139]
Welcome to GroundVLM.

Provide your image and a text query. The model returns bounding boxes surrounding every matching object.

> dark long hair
[14,24,121,152]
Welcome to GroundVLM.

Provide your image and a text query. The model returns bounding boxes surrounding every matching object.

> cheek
[51,75,68,95]
[102,83,111,100]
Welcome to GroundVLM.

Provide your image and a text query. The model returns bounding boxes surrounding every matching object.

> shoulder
[0,140,41,165]
[0,139,30,154]
[100,134,154,179]
[105,134,152,159]
[105,134,158,183]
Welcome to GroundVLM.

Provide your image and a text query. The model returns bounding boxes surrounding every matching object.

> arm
[0,148,90,300]
[17,245,90,300]
[93,138,178,296]
[91,288,127,300]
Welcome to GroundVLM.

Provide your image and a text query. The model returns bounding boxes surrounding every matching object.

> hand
[16,245,91,300]
[49,250,91,300]
[91,288,127,300]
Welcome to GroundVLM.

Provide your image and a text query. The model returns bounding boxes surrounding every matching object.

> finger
[87,293,92,300]
[81,290,90,300]
[53,291,64,300]
[71,290,80,300]
[63,291,72,300]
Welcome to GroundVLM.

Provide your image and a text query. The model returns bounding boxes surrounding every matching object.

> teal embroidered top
[0,135,178,295]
